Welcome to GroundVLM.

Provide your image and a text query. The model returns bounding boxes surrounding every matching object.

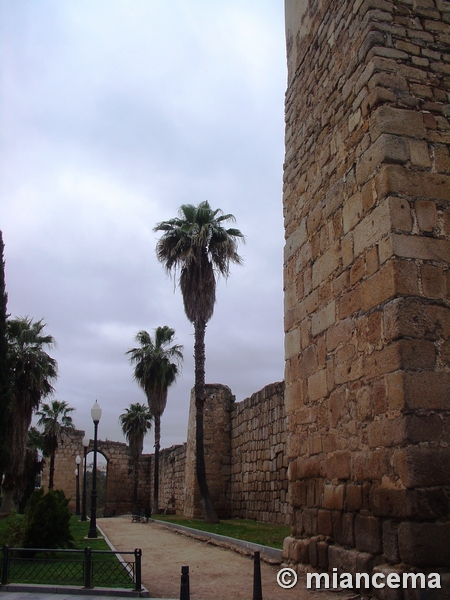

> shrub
[0,511,26,547]
[23,489,73,549]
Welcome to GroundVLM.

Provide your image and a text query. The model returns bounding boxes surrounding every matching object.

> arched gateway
[41,429,151,515]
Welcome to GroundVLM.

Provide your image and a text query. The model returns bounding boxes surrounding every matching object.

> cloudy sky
[0,0,287,454]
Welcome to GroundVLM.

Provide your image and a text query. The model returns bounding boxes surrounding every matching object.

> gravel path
[97,516,355,600]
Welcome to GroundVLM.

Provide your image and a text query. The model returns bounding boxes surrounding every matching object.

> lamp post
[81,436,89,521]
[87,400,102,539]
[74,468,79,514]
[75,455,81,515]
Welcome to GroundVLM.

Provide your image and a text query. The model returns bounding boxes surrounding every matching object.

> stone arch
[41,429,152,515]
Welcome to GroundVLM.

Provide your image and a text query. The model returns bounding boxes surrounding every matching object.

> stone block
[317,540,329,570]
[368,417,406,448]
[326,318,353,352]
[404,414,443,443]
[375,164,450,202]
[328,545,358,576]
[421,263,448,299]
[383,520,400,565]
[391,233,450,262]
[398,521,450,567]
[338,288,362,319]
[312,242,341,291]
[370,106,426,141]
[311,301,336,336]
[324,484,345,510]
[352,449,389,481]
[355,514,382,554]
[343,192,363,233]
[308,369,328,401]
[317,509,333,536]
[356,134,408,186]
[372,487,449,520]
[325,451,351,480]
[393,447,450,488]
[332,511,355,547]
[347,484,363,512]
[309,536,320,567]
[383,298,450,342]
[371,566,404,600]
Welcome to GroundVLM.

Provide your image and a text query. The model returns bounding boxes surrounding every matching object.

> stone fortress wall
[282,0,450,592]
[45,382,290,524]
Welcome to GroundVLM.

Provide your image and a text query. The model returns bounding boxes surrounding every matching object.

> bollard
[134,548,142,591]
[253,551,263,600]
[180,565,190,600]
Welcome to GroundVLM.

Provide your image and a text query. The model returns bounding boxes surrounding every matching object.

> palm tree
[127,326,183,514]
[0,317,57,515]
[119,403,152,514]
[0,232,11,478]
[36,399,75,489]
[154,201,243,523]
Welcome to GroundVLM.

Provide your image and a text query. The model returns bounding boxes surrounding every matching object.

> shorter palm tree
[119,403,152,514]
[127,326,183,513]
[36,400,75,489]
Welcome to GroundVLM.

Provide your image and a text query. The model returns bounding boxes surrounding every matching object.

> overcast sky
[0,0,287,454]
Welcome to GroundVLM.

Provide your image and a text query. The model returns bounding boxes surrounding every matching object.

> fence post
[134,548,142,591]
[84,547,92,588]
[1,546,9,585]
[180,565,190,600]
[253,551,263,600]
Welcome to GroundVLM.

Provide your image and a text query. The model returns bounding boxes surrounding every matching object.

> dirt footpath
[97,516,355,600]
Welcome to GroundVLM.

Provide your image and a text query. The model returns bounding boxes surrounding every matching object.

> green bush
[0,511,26,547]
[23,489,73,549]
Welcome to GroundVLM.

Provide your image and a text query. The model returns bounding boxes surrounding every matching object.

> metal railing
[1,546,142,591]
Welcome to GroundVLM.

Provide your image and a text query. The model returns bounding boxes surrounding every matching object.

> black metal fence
[1,546,142,591]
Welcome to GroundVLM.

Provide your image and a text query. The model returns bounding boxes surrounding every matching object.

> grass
[0,514,134,588]
[152,514,290,549]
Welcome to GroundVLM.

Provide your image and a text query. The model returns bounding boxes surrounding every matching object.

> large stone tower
[283,0,450,592]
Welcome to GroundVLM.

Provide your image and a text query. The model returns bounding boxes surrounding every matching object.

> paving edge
[0,583,152,598]
[150,520,282,563]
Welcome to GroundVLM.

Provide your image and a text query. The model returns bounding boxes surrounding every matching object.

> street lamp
[81,436,89,521]
[75,455,81,515]
[74,469,79,514]
[87,400,102,539]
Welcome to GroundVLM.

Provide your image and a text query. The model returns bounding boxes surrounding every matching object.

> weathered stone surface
[398,522,450,567]
[283,0,450,592]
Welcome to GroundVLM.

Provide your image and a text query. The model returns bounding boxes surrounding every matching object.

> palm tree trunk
[49,451,55,489]
[153,415,161,514]
[133,459,139,514]
[194,319,219,524]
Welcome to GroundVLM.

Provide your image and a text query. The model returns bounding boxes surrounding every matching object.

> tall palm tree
[119,403,152,514]
[127,326,183,514]
[36,399,75,489]
[154,201,243,523]
[0,317,58,515]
